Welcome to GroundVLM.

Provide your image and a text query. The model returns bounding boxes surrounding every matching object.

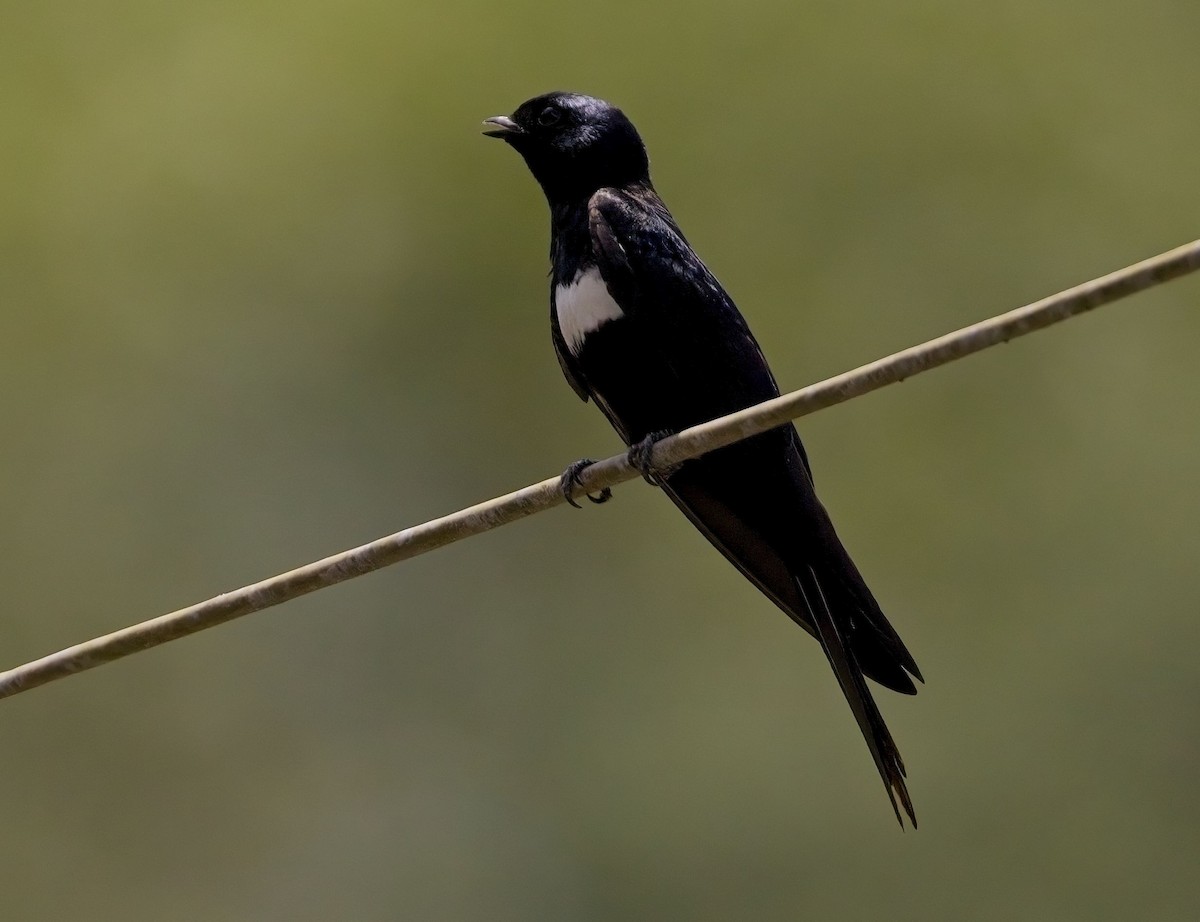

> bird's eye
[537,106,562,127]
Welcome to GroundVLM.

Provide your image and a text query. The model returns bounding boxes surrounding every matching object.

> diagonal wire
[2,238,1198,701]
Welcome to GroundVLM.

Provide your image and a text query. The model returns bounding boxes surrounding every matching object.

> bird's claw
[627,430,678,487]
[559,458,612,508]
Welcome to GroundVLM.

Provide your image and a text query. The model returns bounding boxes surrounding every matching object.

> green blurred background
[3,2,1199,919]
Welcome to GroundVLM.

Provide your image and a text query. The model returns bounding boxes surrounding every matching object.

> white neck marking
[555,267,625,355]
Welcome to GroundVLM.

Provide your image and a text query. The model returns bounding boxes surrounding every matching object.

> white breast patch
[555,267,625,355]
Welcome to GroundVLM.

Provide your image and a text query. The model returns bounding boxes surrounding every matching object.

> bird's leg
[627,430,678,487]
[559,458,613,508]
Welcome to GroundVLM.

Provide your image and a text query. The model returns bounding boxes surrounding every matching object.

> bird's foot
[627,430,678,487]
[559,458,613,508]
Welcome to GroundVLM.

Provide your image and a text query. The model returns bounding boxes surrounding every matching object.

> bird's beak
[482,115,523,138]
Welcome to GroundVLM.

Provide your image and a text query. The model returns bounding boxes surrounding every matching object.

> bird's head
[483,92,650,202]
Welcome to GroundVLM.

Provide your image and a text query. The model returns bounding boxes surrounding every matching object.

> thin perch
[1,238,1198,701]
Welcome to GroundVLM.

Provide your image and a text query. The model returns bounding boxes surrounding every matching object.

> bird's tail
[795,564,917,828]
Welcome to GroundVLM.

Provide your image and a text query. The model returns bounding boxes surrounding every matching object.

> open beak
[482,115,523,138]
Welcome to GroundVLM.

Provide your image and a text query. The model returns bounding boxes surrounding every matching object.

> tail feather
[797,565,917,828]
[826,541,923,691]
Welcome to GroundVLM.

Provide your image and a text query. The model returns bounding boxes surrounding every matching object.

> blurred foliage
[2,1,1199,919]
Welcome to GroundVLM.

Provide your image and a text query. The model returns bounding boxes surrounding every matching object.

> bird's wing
[587,185,754,337]
[587,185,804,443]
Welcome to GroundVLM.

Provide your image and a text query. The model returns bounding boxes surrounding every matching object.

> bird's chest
[554,267,627,357]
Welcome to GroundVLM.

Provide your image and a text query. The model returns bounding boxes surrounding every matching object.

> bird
[483,92,923,826]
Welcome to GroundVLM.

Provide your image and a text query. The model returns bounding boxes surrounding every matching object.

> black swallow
[485,92,923,825]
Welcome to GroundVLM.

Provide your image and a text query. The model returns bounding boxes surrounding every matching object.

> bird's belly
[554,267,625,356]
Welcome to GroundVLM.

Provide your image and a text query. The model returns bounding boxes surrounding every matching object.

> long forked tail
[796,565,917,828]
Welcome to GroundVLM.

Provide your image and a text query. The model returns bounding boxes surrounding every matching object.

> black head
[483,92,650,202]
